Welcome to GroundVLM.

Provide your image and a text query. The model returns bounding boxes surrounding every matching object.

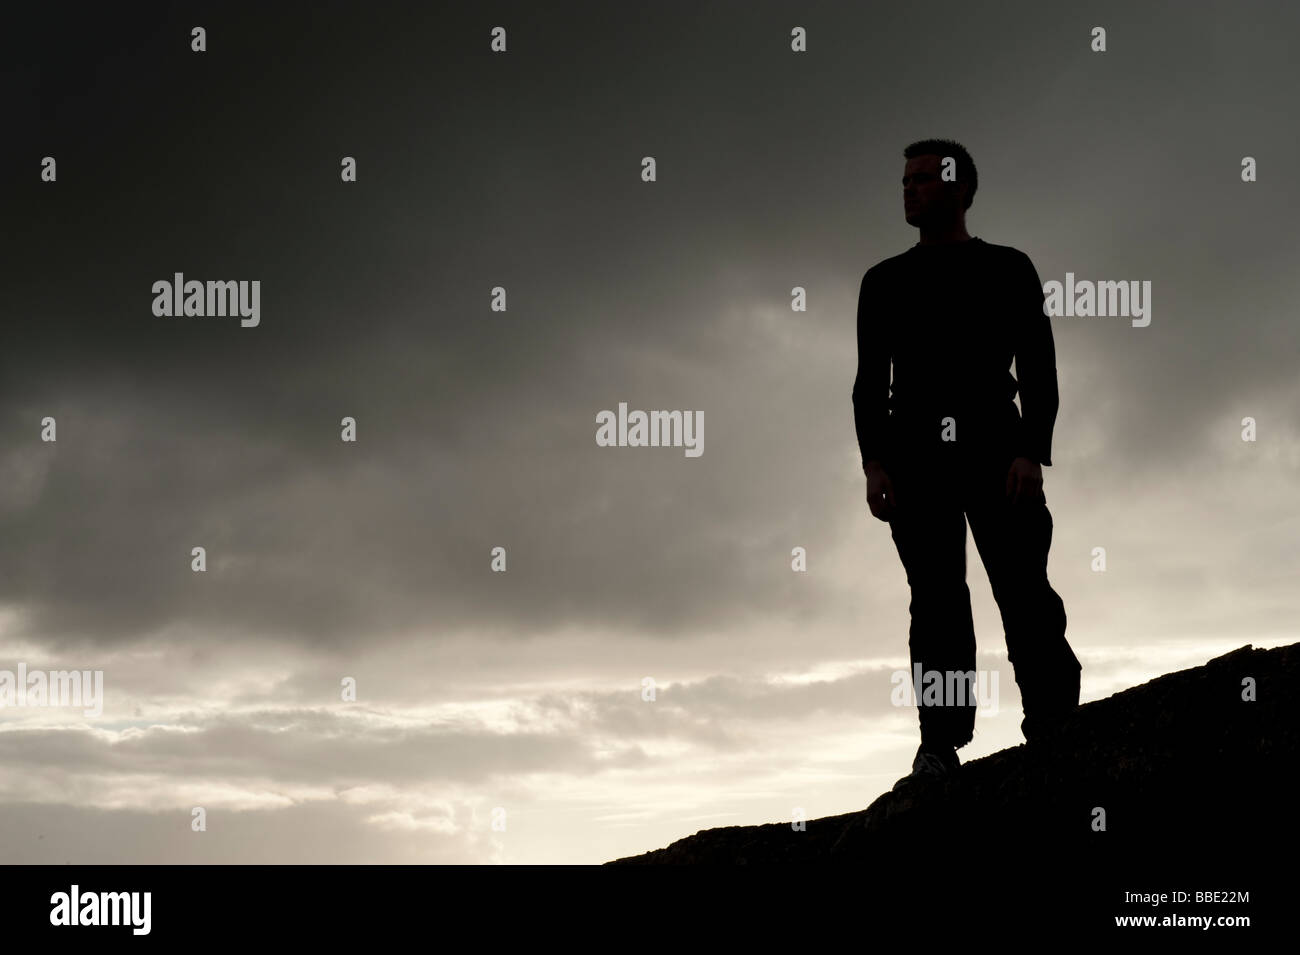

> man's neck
[916,222,972,246]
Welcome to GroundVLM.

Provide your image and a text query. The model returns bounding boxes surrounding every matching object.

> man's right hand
[865,461,898,522]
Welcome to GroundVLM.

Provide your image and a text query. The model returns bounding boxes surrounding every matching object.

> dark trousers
[882,435,1081,749]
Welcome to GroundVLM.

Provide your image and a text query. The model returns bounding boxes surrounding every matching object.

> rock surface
[606,644,1297,868]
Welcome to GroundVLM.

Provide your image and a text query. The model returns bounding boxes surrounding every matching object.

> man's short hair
[904,139,977,209]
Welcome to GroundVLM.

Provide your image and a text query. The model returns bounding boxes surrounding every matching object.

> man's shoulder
[862,249,914,282]
[975,239,1036,269]
[861,239,1038,284]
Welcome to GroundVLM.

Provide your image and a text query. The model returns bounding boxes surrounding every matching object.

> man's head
[902,139,977,228]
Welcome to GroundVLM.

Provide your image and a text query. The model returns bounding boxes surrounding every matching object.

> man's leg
[887,457,978,751]
[964,456,1081,741]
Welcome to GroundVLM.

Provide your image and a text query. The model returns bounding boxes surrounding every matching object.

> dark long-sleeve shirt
[852,237,1059,469]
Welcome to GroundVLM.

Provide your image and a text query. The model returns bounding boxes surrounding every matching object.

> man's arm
[852,267,890,473]
[1012,252,1059,467]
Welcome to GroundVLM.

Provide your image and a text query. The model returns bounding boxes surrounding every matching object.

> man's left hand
[1005,456,1043,506]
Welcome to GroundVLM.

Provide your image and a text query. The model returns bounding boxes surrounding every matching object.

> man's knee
[995,580,1064,630]
[908,579,971,603]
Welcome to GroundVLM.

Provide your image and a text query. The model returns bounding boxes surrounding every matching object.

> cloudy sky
[2,0,1297,864]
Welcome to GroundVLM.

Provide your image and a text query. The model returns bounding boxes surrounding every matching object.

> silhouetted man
[852,139,1082,791]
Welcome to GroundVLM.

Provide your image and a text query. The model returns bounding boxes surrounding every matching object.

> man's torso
[869,238,1026,465]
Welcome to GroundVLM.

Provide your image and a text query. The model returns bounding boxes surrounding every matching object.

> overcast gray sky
[2,0,1297,864]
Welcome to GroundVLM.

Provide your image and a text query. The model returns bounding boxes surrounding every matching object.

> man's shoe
[892,744,960,792]
[1021,709,1075,744]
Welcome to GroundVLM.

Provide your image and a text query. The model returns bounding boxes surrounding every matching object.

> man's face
[902,154,964,227]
